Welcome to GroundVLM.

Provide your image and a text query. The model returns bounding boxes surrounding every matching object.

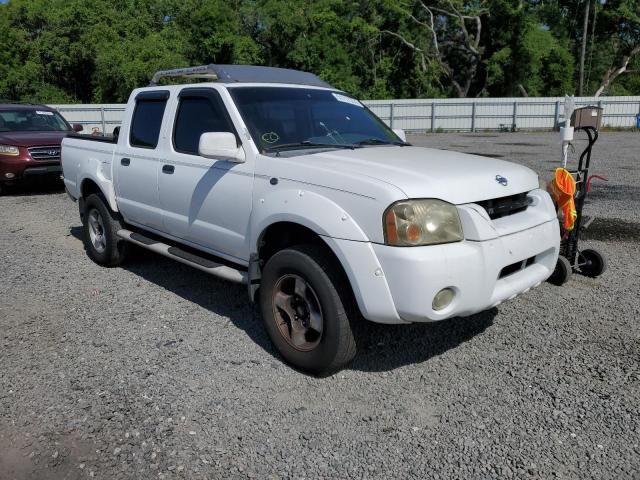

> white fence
[51,96,640,135]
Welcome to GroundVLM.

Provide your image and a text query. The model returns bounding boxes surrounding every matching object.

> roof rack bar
[149,64,334,89]
[149,65,218,86]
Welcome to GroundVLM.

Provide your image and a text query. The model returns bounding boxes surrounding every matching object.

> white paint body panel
[62,81,560,324]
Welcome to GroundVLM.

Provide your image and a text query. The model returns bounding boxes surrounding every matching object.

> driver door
[158,88,253,262]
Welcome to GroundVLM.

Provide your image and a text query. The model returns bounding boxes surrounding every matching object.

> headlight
[384,199,463,246]
[0,145,19,156]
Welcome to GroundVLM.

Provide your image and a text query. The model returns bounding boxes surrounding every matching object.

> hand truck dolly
[548,106,607,285]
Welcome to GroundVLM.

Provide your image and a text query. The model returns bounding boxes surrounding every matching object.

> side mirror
[198,132,245,163]
[72,123,83,132]
[112,126,120,143]
[393,128,407,142]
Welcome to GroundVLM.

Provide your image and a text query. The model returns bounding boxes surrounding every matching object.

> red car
[0,103,83,194]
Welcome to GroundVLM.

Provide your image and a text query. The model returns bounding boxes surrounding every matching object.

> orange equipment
[547,167,577,232]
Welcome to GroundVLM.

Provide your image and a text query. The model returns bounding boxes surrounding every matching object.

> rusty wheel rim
[272,274,323,351]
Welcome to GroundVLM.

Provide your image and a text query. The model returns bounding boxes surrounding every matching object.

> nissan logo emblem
[495,175,508,186]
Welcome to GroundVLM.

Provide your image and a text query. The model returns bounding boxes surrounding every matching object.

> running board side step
[117,229,248,285]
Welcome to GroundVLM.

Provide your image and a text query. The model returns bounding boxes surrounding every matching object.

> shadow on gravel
[0,179,64,197]
[119,249,277,358]
[582,217,640,243]
[465,152,504,158]
[585,183,640,202]
[70,226,83,240]
[351,309,496,372]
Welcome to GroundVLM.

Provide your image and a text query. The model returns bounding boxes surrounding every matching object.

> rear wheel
[548,255,572,286]
[579,248,607,278]
[82,193,129,266]
[260,244,357,375]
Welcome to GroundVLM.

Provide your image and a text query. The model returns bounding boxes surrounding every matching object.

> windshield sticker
[261,131,280,144]
[332,93,363,108]
[35,110,54,116]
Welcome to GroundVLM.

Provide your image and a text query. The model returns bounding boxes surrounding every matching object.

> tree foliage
[0,0,637,103]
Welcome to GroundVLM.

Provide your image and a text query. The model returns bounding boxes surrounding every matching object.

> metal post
[554,100,560,131]
[100,107,106,135]
[597,100,603,127]
[512,101,518,132]
[471,102,476,132]
[389,103,394,129]
[431,102,436,133]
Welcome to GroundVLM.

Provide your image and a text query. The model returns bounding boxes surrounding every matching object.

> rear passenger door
[114,90,169,230]
[158,87,253,262]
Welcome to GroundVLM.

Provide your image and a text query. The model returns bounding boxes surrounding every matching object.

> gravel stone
[0,132,638,479]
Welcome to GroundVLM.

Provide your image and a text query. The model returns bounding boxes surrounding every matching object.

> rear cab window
[129,90,170,149]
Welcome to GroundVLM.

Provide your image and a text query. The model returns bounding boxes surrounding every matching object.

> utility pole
[579,0,590,96]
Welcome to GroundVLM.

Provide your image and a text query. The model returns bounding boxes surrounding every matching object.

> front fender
[251,188,370,252]
[250,188,405,324]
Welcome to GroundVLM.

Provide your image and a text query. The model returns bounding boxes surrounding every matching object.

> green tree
[0,0,637,102]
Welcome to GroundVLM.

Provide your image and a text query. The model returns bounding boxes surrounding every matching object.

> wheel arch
[252,221,361,315]
[79,175,119,213]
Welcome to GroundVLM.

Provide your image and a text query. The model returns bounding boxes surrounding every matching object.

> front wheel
[82,193,129,267]
[260,244,357,375]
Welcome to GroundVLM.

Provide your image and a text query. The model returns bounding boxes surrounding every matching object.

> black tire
[548,255,572,286]
[259,244,357,375]
[579,248,607,277]
[82,193,129,267]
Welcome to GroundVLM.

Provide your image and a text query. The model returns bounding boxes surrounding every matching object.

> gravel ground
[1,131,638,479]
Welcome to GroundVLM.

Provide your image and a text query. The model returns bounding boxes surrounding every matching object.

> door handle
[162,164,175,174]
[120,158,130,166]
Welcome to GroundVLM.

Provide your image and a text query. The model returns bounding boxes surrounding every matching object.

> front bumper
[372,219,559,322]
[0,155,61,182]
[23,164,62,176]
[329,217,559,324]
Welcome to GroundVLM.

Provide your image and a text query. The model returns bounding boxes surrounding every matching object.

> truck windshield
[0,109,70,133]
[228,87,403,153]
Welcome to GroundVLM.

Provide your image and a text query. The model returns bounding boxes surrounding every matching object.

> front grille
[28,145,61,162]
[476,192,531,220]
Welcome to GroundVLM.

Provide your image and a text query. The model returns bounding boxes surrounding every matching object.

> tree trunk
[579,0,590,96]
[594,45,640,97]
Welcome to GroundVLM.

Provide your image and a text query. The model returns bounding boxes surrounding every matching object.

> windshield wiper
[354,138,411,146]
[263,141,356,155]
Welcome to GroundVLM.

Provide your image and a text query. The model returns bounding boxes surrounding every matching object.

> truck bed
[61,134,117,208]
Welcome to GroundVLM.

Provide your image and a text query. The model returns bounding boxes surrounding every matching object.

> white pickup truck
[62,65,559,374]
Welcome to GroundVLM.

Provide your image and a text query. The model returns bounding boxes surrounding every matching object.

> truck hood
[0,131,70,147]
[301,146,539,204]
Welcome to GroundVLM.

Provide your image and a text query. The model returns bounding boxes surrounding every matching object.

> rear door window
[130,94,168,149]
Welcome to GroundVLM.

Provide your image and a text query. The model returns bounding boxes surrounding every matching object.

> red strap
[586,175,607,192]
